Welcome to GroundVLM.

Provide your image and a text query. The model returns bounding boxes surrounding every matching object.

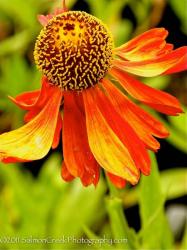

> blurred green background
[0,0,186,249]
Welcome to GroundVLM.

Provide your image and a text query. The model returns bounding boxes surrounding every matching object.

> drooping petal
[113,46,187,77]
[9,76,54,113]
[61,162,75,182]
[52,114,63,149]
[63,91,99,186]
[83,88,142,185]
[84,85,151,176]
[110,68,183,115]
[114,28,175,61]
[114,28,168,53]
[0,86,62,163]
[101,78,164,151]
[23,77,63,123]
[101,79,169,140]
[9,90,40,110]
[107,172,126,189]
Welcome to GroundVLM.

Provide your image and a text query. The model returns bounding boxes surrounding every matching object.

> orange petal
[85,85,150,176]
[52,114,62,149]
[83,88,141,184]
[110,68,183,115]
[9,90,40,110]
[113,47,187,77]
[102,79,168,139]
[101,78,163,151]
[63,91,99,186]
[114,28,168,53]
[9,76,54,114]
[23,77,63,123]
[114,28,175,61]
[61,162,75,182]
[0,85,62,162]
[107,172,126,189]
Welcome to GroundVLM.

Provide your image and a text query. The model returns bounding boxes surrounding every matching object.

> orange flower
[0,1,186,188]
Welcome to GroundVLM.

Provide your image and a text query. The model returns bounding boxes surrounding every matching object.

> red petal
[114,28,168,53]
[102,80,169,139]
[9,90,40,110]
[101,78,166,151]
[0,85,62,162]
[52,114,62,149]
[110,68,183,115]
[83,88,142,184]
[61,162,75,182]
[114,28,176,61]
[63,91,99,186]
[107,172,126,189]
[113,47,187,77]
[23,77,63,123]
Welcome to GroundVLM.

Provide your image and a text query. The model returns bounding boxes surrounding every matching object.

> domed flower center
[34,11,114,91]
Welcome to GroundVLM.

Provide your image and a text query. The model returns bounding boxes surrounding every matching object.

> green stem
[105,174,139,249]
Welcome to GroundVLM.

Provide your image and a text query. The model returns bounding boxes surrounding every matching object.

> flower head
[0,1,186,188]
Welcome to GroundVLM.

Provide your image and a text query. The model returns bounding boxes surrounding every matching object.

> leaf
[168,109,187,137]
[122,168,187,208]
[138,152,174,249]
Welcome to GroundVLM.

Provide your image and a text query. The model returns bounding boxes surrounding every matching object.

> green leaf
[144,109,187,154]
[139,152,173,249]
[161,168,187,200]
[168,110,187,137]
[122,168,187,208]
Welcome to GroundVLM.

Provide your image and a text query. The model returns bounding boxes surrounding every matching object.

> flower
[0,1,186,188]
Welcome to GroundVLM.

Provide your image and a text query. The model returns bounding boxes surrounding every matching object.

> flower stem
[105,174,139,249]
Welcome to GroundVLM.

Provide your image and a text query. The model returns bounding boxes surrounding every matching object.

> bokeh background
[0,0,186,249]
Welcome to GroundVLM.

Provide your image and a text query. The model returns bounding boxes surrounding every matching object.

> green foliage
[0,154,106,249]
[0,0,186,249]
[138,153,173,249]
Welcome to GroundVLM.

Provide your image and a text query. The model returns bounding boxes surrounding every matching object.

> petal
[101,78,165,151]
[114,28,168,53]
[8,76,53,113]
[107,172,126,189]
[37,14,53,26]
[113,46,187,77]
[52,114,62,149]
[110,68,183,115]
[61,162,75,182]
[102,79,168,139]
[63,91,99,186]
[114,28,175,61]
[9,90,40,110]
[83,88,141,184]
[0,85,62,162]
[84,85,150,176]
[24,77,63,123]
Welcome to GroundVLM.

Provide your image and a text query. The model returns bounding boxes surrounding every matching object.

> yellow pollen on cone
[34,11,114,91]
